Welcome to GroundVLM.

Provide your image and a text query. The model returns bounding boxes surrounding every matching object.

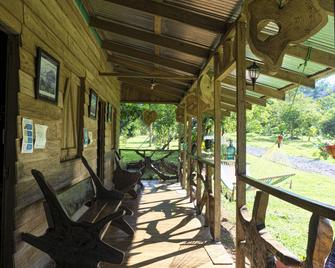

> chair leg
[110,217,135,236]
[128,189,138,199]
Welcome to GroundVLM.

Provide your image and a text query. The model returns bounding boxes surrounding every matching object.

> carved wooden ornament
[186,94,210,116]
[246,0,328,73]
[199,74,214,110]
[143,110,157,127]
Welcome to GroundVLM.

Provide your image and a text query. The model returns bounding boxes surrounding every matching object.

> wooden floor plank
[102,181,235,268]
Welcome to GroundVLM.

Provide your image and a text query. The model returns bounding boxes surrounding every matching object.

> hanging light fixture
[247,61,261,90]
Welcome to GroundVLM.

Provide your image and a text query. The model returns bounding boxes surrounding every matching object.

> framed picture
[35,47,60,103]
[89,89,98,119]
[105,103,110,122]
[108,104,113,122]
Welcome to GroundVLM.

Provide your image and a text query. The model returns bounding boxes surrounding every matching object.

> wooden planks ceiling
[82,0,335,105]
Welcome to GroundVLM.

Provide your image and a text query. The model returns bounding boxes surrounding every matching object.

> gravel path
[247,146,335,178]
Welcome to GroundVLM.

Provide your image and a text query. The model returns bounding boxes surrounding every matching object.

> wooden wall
[0,0,120,267]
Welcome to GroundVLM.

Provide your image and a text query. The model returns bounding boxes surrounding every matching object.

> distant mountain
[299,77,335,99]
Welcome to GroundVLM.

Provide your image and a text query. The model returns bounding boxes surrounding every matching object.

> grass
[222,154,335,259]
[120,135,179,150]
[245,133,335,164]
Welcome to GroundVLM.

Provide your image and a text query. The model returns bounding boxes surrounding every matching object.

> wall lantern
[247,61,260,90]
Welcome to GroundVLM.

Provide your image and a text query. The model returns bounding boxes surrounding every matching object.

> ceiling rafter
[223,76,285,100]
[121,83,180,103]
[104,0,227,32]
[90,17,208,58]
[119,78,185,97]
[221,87,267,106]
[105,42,200,75]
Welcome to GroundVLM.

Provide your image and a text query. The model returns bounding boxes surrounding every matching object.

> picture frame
[105,103,110,122]
[89,89,98,119]
[35,47,60,103]
[108,104,113,122]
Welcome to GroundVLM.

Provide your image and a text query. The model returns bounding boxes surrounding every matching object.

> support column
[213,52,222,241]
[187,115,192,197]
[236,20,247,268]
[196,81,202,211]
[182,105,187,189]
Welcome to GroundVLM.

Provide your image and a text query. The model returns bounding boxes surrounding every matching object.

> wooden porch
[103,180,234,268]
[0,0,334,267]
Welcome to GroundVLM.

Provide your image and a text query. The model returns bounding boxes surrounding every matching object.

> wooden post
[213,52,222,241]
[182,105,187,189]
[236,20,247,268]
[196,81,202,211]
[187,115,192,197]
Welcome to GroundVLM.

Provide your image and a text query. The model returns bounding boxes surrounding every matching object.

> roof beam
[105,42,200,75]
[221,88,267,106]
[223,76,285,100]
[99,72,196,80]
[246,58,315,88]
[122,83,180,103]
[104,0,226,32]
[89,17,209,58]
[119,78,185,96]
[109,55,192,79]
[285,44,335,69]
[221,98,252,110]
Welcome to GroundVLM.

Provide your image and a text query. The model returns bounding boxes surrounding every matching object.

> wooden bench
[21,167,134,267]
[112,152,144,198]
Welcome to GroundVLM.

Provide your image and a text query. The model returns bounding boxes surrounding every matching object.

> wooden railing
[183,150,335,267]
[186,153,220,238]
[237,174,335,267]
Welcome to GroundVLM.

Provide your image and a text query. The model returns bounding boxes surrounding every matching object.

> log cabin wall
[0,0,120,267]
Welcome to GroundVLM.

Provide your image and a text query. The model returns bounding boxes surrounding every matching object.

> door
[0,30,19,268]
[97,101,106,180]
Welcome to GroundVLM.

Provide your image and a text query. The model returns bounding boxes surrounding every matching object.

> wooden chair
[21,169,129,267]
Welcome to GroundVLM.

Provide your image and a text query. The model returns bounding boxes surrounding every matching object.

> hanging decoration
[246,0,327,73]
[143,110,157,127]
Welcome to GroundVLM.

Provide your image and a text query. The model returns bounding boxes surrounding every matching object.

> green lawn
[245,133,335,164]
[222,154,335,259]
[120,135,179,150]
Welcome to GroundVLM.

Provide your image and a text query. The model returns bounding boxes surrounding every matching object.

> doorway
[0,29,19,268]
[97,101,106,180]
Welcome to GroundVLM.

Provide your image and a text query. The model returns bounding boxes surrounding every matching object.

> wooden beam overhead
[104,0,226,32]
[221,88,267,106]
[122,81,182,100]
[221,103,236,113]
[285,44,335,69]
[221,98,252,110]
[119,77,185,96]
[122,84,179,103]
[90,17,210,58]
[223,76,285,100]
[246,59,315,88]
[110,55,192,80]
[99,72,196,80]
[105,42,200,75]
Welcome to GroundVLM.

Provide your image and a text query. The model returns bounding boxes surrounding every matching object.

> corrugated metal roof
[80,0,334,104]
[304,16,335,54]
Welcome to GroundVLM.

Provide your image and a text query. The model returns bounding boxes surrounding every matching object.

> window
[61,74,83,161]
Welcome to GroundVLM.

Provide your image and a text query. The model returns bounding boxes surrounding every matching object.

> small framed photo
[108,104,113,122]
[105,103,110,122]
[35,47,60,103]
[89,89,98,119]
